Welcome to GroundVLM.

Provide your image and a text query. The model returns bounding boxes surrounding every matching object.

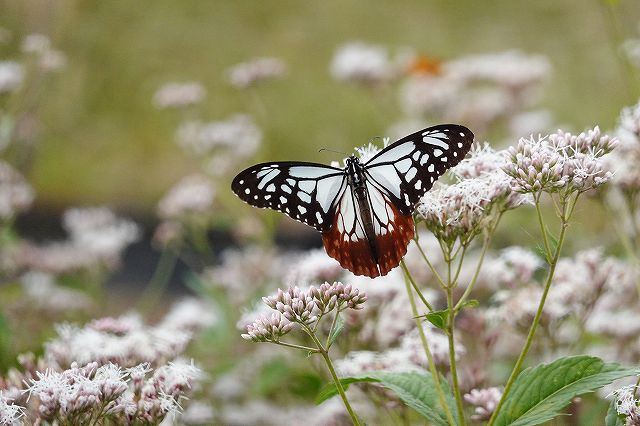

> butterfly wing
[231,162,347,231]
[322,179,415,277]
[364,124,475,215]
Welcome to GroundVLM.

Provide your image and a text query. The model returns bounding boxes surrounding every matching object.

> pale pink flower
[464,387,502,421]
[330,41,391,84]
[0,161,33,219]
[227,57,287,88]
[157,174,215,221]
[153,81,206,109]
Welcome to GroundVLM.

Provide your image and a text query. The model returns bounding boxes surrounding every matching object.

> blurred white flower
[63,206,140,261]
[44,299,208,368]
[623,38,640,68]
[444,50,551,90]
[181,400,215,425]
[21,271,92,312]
[176,114,261,159]
[157,297,218,332]
[21,33,51,54]
[330,41,391,84]
[153,82,206,109]
[40,49,67,71]
[157,174,215,221]
[508,110,553,138]
[0,61,24,93]
[400,74,461,116]
[227,57,287,88]
[464,387,502,421]
[610,384,640,422]
[0,161,33,219]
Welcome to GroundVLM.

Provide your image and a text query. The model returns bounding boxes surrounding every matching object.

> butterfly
[231,124,474,278]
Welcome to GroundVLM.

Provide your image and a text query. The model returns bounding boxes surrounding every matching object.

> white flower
[153,82,206,109]
[21,33,50,54]
[444,50,551,90]
[0,392,24,425]
[330,41,391,84]
[0,161,34,219]
[464,387,502,421]
[21,271,92,312]
[63,207,140,260]
[0,61,23,93]
[157,174,215,221]
[227,57,287,88]
[157,297,218,332]
[176,114,261,159]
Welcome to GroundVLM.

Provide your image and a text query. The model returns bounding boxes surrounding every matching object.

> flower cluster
[504,127,617,194]
[242,282,367,343]
[330,41,392,85]
[153,81,206,109]
[226,57,287,88]
[157,174,216,222]
[464,387,502,421]
[0,392,24,425]
[399,50,551,133]
[0,160,34,219]
[241,312,293,343]
[0,61,23,94]
[4,207,139,277]
[21,33,66,72]
[176,114,262,176]
[23,359,200,424]
[416,143,530,244]
[44,298,216,368]
[610,384,640,425]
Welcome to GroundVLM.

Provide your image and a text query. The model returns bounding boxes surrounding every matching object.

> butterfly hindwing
[231,162,346,231]
[364,124,474,215]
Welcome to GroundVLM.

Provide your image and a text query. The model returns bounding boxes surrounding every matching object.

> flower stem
[487,196,572,426]
[446,285,465,425]
[305,326,361,426]
[400,260,433,311]
[402,266,457,426]
[274,340,320,353]
[415,237,447,288]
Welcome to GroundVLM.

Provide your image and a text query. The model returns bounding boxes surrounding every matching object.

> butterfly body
[232,124,474,278]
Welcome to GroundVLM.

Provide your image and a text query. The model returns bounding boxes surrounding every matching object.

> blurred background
[2,0,639,213]
[2,1,640,423]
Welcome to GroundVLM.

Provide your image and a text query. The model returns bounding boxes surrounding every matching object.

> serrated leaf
[494,356,638,426]
[605,397,625,426]
[327,313,345,348]
[425,309,448,331]
[316,371,457,426]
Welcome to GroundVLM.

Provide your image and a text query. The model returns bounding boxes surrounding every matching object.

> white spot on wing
[266,184,276,192]
[290,167,337,179]
[428,164,435,172]
[422,135,449,150]
[406,167,417,182]
[298,180,315,194]
[395,158,412,173]
[433,149,443,157]
[367,142,415,165]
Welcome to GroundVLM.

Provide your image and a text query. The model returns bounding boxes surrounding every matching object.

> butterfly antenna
[319,148,349,156]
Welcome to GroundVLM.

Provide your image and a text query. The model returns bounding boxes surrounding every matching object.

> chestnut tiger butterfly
[231,124,474,278]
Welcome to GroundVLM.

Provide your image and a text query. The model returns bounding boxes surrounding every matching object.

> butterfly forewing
[231,162,346,231]
[364,124,474,215]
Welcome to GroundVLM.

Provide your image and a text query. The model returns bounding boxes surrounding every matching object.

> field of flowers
[2,1,640,425]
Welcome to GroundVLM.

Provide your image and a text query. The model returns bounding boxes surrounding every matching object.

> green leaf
[460,299,479,309]
[425,309,449,331]
[316,371,457,426]
[327,313,345,348]
[494,356,639,426]
[605,397,625,426]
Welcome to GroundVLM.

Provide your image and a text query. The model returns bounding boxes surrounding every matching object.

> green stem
[305,326,361,426]
[137,248,178,313]
[400,260,433,311]
[487,196,572,426]
[403,267,457,426]
[535,192,552,262]
[453,213,502,312]
[446,285,465,425]
[415,237,447,288]
[274,340,320,353]
[325,307,342,348]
